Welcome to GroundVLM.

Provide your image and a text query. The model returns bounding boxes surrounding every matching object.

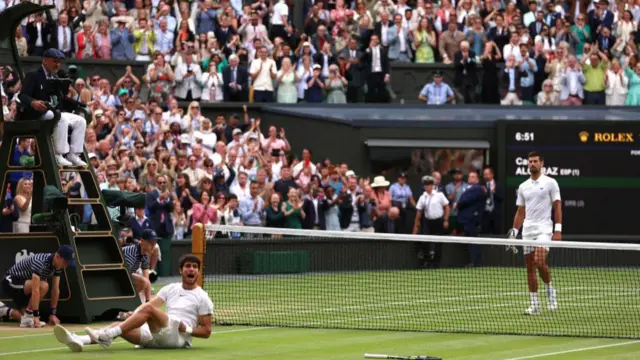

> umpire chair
[0,3,140,323]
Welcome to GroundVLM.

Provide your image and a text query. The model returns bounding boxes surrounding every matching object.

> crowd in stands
[2,0,640,104]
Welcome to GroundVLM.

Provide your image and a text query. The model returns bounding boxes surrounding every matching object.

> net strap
[204,224,640,252]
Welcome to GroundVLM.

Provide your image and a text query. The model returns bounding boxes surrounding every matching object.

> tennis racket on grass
[505,228,519,254]
[365,353,442,360]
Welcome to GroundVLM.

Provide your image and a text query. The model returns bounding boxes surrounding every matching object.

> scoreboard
[500,121,640,236]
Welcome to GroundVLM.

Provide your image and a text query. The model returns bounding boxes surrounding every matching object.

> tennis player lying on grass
[53,254,213,351]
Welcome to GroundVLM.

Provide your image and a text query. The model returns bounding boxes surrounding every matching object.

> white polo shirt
[516,174,561,235]
[416,191,449,220]
[249,58,277,91]
[271,0,289,25]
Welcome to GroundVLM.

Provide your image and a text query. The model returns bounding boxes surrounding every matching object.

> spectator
[500,55,525,106]
[133,18,155,61]
[582,46,609,105]
[324,186,340,231]
[560,55,586,105]
[325,64,348,103]
[250,46,278,102]
[480,42,501,104]
[341,38,365,103]
[605,59,629,105]
[15,26,27,57]
[454,41,478,103]
[439,19,466,64]
[13,178,32,233]
[201,62,224,103]
[222,54,249,102]
[305,64,325,102]
[282,187,304,229]
[265,192,285,228]
[302,187,327,230]
[356,185,377,233]
[191,191,217,228]
[418,71,455,105]
[26,12,51,56]
[374,206,403,234]
[537,79,560,105]
[146,174,174,242]
[174,52,202,101]
[276,57,298,103]
[371,176,391,215]
[519,44,538,103]
[623,61,640,105]
[111,19,135,60]
[128,206,151,239]
[364,34,390,103]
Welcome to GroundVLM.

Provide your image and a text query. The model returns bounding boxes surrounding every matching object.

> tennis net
[199,224,640,339]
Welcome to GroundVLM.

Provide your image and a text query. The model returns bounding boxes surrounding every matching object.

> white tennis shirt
[158,283,214,336]
[516,174,561,235]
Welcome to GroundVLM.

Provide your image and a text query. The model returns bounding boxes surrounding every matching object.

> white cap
[88,153,98,159]
[345,170,356,177]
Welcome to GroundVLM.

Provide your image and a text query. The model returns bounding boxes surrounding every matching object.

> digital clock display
[502,121,640,236]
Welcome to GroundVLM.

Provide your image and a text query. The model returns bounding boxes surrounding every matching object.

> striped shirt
[122,243,150,273]
[5,253,62,282]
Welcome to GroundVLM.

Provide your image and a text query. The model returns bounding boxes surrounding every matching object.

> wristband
[33,310,40,317]
[25,309,33,315]
[51,308,57,315]
[554,224,562,233]
[185,326,193,335]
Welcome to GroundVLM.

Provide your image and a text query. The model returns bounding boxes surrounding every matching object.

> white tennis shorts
[139,315,187,349]
[522,233,552,255]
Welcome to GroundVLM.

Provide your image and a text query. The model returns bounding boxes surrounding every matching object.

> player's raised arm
[550,179,562,241]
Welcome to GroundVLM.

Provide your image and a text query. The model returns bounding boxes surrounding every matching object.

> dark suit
[499,67,527,99]
[596,34,616,57]
[363,46,390,103]
[482,181,503,235]
[457,184,486,266]
[341,48,364,103]
[453,51,478,104]
[26,21,52,56]
[18,67,84,120]
[486,27,509,55]
[49,24,76,58]
[588,10,614,40]
[313,52,337,71]
[215,27,236,48]
[127,216,151,240]
[222,65,249,102]
[374,214,404,234]
[302,197,328,230]
[146,189,174,238]
[528,21,545,38]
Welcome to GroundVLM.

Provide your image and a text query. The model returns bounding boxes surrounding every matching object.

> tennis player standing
[510,152,561,315]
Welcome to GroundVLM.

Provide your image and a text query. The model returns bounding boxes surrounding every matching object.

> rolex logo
[579,131,589,143]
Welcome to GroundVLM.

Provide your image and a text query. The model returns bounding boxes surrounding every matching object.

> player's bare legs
[85,301,169,348]
[524,252,541,315]
[534,247,557,311]
[55,321,144,352]
[20,280,49,327]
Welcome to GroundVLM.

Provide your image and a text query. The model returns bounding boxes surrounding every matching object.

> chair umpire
[17,48,87,167]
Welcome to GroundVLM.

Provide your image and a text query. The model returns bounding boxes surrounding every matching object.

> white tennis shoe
[85,327,112,348]
[54,324,83,352]
[548,288,558,311]
[523,305,541,315]
[19,313,34,328]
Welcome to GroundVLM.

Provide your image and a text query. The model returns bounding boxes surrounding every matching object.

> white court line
[504,340,640,360]
[0,327,269,356]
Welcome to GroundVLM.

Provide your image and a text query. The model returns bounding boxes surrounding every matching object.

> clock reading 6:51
[515,132,535,142]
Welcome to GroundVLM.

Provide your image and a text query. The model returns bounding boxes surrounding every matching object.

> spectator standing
[388,14,413,63]
[445,168,468,235]
[439,19,466,64]
[480,42,501,104]
[146,174,174,247]
[201,62,224,103]
[413,18,436,64]
[111,19,135,60]
[581,47,608,105]
[26,12,51,56]
[302,187,328,230]
[270,0,289,40]
[341,39,364,103]
[363,35,390,103]
[623,62,640,105]
[265,193,285,228]
[13,178,32,234]
[481,167,502,235]
[133,18,155,61]
[223,55,249,102]
[324,186,340,231]
[519,44,538,103]
[325,64,348,103]
[605,59,629,105]
[239,181,264,227]
[283,188,305,229]
[276,58,299,103]
[174,52,202,101]
[418,71,455,105]
[191,191,217,228]
[572,14,591,57]
[560,55,586,106]
[94,21,112,59]
[374,207,403,234]
[500,55,525,106]
[305,64,325,103]
[51,13,75,58]
[356,186,377,233]
[456,170,486,268]
[371,176,392,215]
[454,41,478,104]
[250,46,278,102]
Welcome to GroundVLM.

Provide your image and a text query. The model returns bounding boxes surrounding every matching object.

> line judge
[18,48,87,167]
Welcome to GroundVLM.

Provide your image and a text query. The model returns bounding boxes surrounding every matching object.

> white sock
[105,327,122,338]
[546,282,554,294]
[530,292,539,307]
[77,335,92,345]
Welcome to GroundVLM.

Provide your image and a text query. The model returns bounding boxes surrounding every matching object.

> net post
[191,222,205,287]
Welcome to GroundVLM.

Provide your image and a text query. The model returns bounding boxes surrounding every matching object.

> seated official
[17,49,87,167]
